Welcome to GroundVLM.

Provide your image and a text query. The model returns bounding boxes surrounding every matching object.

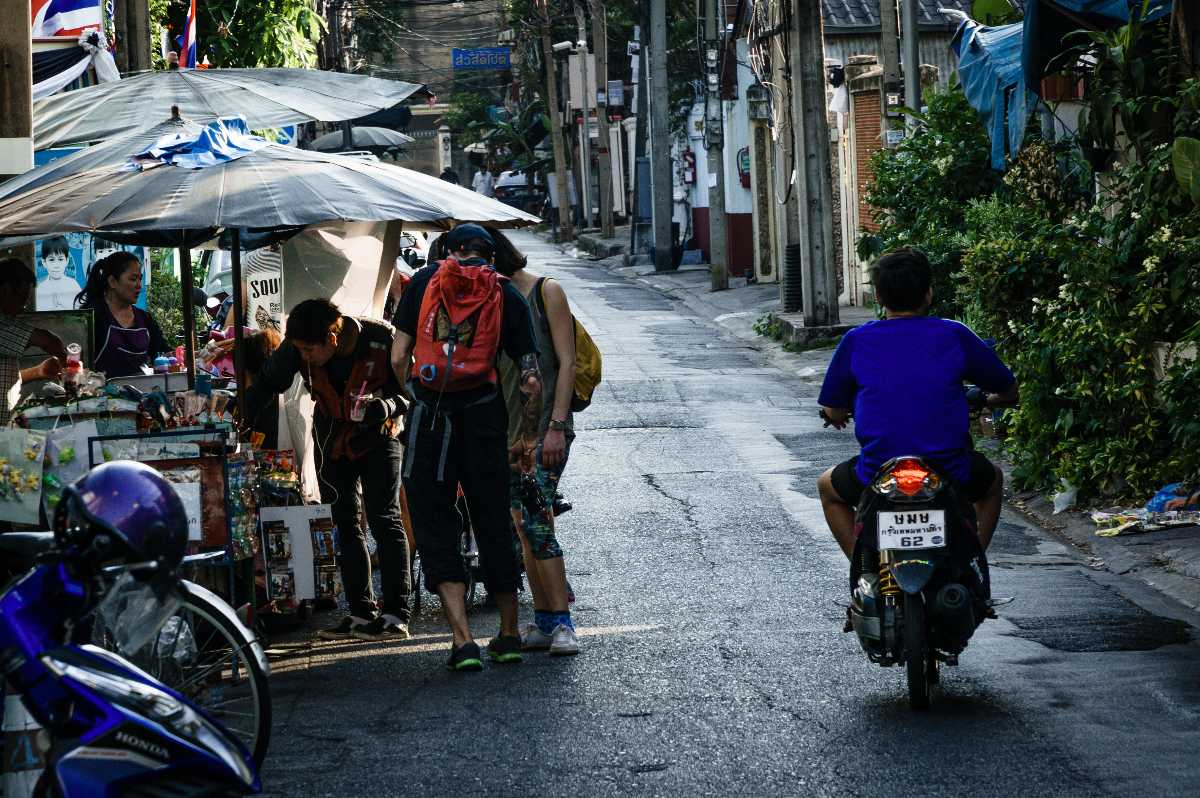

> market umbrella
[33,68,429,150]
[0,118,540,237]
[0,117,539,401]
[310,126,414,152]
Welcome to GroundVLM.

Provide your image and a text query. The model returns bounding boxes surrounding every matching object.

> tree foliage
[154,0,324,68]
[863,19,1200,502]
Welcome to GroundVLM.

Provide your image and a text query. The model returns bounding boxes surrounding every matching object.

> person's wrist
[549,419,568,431]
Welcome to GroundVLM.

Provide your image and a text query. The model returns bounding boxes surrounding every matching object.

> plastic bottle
[168,356,179,373]
[63,342,83,396]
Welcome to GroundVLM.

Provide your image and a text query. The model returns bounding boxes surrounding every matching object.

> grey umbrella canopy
[310,126,414,152]
[33,68,428,150]
[0,119,539,238]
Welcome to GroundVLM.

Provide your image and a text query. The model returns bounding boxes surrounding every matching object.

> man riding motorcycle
[816,248,1019,558]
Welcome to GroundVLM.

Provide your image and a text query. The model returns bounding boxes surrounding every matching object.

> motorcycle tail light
[889,458,940,497]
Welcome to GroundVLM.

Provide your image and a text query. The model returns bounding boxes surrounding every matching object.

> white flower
[1131,211,1142,221]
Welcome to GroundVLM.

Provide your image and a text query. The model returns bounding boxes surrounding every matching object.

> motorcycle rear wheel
[904,593,930,711]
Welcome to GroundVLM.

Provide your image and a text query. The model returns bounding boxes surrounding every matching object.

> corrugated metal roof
[823,0,972,31]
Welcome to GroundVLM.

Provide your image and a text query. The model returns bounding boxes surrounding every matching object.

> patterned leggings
[509,437,571,560]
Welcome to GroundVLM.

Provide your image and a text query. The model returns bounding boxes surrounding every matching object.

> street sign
[451,47,511,70]
[607,80,624,107]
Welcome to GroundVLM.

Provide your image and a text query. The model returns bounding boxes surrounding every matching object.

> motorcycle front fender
[889,556,940,594]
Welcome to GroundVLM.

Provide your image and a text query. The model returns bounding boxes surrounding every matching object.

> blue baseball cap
[444,223,495,256]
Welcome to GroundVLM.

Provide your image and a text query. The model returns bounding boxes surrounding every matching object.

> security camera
[552,41,574,53]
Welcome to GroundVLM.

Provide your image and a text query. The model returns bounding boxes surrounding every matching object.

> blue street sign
[452,47,511,70]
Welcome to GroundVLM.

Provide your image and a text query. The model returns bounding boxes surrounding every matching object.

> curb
[769,312,857,347]
[575,231,627,259]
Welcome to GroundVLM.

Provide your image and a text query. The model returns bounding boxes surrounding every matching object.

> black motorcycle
[846,454,1000,709]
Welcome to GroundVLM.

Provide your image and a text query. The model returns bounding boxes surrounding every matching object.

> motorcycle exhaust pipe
[931,582,976,646]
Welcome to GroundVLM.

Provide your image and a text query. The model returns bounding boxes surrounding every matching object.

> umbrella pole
[342,121,353,151]
[179,246,196,390]
[231,229,248,427]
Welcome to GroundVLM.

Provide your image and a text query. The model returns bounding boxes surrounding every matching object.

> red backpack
[411,259,506,393]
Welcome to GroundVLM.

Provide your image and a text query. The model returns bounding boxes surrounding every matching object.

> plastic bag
[1052,480,1078,514]
[1145,482,1187,513]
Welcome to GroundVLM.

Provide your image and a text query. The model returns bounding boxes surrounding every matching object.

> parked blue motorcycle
[0,461,261,796]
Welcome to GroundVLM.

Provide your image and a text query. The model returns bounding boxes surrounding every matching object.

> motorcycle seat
[0,531,56,559]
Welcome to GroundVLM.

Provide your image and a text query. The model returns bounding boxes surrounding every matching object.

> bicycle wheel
[94,586,272,766]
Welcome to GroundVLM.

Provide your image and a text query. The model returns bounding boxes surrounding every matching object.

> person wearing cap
[390,223,542,671]
[0,258,66,425]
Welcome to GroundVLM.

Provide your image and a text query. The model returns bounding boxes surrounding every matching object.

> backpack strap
[534,276,549,319]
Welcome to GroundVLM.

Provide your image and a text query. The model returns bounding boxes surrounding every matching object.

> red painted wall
[690,208,752,278]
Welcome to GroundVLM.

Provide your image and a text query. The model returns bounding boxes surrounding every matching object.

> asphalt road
[260,232,1200,797]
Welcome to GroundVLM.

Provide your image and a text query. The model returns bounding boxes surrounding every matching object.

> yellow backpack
[536,278,601,412]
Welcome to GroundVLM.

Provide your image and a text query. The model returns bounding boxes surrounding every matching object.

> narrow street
[262,231,1200,797]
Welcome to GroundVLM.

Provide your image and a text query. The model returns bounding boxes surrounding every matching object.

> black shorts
[830,452,997,507]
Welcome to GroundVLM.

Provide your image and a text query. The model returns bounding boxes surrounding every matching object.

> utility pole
[879,0,901,91]
[0,0,34,182]
[540,4,575,241]
[878,0,904,149]
[703,0,728,290]
[901,0,921,127]
[573,4,594,230]
[792,0,839,326]
[648,0,674,271]
[589,0,615,239]
[125,0,151,71]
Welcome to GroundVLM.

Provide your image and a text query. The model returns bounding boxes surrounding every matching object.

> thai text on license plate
[877,510,947,550]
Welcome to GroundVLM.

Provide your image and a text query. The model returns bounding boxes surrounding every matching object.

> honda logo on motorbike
[115,731,169,761]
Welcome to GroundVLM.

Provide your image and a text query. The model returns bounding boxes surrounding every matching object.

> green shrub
[859,80,1001,317]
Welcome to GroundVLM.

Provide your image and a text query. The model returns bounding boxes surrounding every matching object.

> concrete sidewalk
[562,229,1200,621]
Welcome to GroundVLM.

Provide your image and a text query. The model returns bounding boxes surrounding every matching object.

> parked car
[492,170,546,215]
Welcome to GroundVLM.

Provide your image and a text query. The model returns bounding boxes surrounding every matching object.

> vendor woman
[76,251,169,378]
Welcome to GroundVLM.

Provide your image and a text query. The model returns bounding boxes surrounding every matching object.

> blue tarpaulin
[953,20,1031,170]
[135,117,267,170]
[952,0,1174,170]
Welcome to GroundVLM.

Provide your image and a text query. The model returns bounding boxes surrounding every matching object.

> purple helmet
[55,461,189,570]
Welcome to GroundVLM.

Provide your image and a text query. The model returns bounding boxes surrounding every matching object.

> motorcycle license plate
[877,510,947,550]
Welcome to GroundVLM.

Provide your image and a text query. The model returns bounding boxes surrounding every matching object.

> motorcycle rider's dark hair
[870,248,932,312]
[285,298,343,343]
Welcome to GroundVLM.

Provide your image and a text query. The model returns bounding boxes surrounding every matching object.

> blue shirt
[818,317,1016,485]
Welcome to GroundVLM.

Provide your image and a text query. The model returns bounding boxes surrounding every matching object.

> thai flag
[31,0,102,38]
[183,0,198,68]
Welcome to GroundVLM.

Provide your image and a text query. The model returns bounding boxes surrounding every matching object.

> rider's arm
[820,406,851,430]
[817,334,856,429]
[987,379,1019,408]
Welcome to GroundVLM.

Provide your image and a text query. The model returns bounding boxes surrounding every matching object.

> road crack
[642,473,718,573]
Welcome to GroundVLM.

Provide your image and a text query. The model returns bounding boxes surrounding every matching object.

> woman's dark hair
[75,250,141,309]
[42,236,70,260]
[0,258,34,289]
[487,226,527,277]
[285,298,342,344]
[869,248,932,312]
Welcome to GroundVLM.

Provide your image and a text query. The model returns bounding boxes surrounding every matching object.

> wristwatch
[548,419,568,431]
